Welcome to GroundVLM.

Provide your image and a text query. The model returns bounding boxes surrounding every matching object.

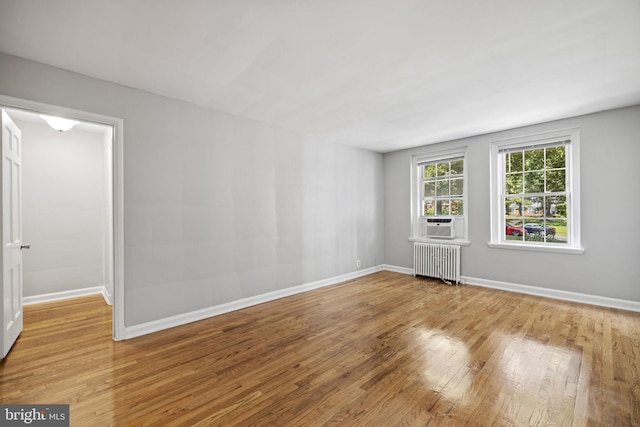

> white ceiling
[1,0,639,152]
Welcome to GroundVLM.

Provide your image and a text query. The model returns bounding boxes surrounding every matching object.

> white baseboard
[381,264,414,275]
[101,286,113,305]
[121,265,640,339]
[122,266,383,339]
[24,286,107,306]
[462,276,640,312]
[381,265,639,312]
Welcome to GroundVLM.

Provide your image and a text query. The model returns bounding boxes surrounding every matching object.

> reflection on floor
[1,271,638,425]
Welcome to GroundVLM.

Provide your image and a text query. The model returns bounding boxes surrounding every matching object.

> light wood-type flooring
[1,271,639,426]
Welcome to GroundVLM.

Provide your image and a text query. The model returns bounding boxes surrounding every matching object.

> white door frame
[0,94,125,341]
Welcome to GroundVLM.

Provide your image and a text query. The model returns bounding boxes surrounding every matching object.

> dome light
[40,114,79,132]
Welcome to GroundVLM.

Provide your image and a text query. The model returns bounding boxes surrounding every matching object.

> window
[411,148,467,242]
[490,128,582,253]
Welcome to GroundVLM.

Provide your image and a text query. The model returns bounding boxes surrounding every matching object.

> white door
[1,109,24,359]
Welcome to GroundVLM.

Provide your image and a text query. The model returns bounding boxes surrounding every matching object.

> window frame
[410,147,469,244]
[489,128,583,254]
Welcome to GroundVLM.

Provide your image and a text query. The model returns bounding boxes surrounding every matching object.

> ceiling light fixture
[40,114,79,132]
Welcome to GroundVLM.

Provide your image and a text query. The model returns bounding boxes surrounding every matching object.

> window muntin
[490,128,581,252]
[411,149,467,242]
[502,143,568,244]
[421,158,464,217]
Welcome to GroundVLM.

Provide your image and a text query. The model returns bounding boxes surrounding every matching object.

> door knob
[20,244,30,250]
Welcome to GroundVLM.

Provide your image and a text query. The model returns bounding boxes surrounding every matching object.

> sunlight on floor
[418,328,472,402]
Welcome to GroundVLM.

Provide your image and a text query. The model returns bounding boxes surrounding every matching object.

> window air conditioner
[426,217,455,239]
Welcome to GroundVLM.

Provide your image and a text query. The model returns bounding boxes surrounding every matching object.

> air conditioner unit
[426,217,455,239]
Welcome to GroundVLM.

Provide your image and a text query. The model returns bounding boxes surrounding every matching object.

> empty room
[0,1,639,426]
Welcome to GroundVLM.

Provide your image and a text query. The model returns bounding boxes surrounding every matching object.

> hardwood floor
[1,271,639,426]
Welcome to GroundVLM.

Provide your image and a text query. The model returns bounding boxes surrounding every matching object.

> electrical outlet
[356,259,361,268]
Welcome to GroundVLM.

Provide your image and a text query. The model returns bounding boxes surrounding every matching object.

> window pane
[524,220,545,242]
[523,196,543,217]
[506,152,523,173]
[450,159,463,175]
[525,149,544,171]
[505,173,523,194]
[546,146,566,169]
[450,199,463,215]
[450,178,463,196]
[424,164,436,178]
[437,162,449,177]
[524,171,544,193]
[547,218,567,244]
[505,196,523,219]
[506,228,525,240]
[423,200,435,215]
[546,169,566,192]
[505,218,524,240]
[437,200,450,215]
[546,195,566,218]
[436,179,449,196]
[424,180,435,197]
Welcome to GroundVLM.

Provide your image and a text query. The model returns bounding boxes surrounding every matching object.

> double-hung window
[490,128,582,253]
[411,148,467,242]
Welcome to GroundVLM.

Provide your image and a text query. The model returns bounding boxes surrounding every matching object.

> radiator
[413,242,461,284]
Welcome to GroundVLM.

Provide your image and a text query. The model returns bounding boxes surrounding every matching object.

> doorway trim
[0,94,125,341]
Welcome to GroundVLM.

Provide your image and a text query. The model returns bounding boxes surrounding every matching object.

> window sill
[487,242,584,255]
[409,237,471,246]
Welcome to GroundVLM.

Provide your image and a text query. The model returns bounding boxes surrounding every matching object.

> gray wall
[385,105,640,302]
[17,119,108,297]
[0,53,384,326]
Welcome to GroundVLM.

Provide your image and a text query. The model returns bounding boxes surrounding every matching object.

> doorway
[0,95,124,342]
[8,108,114,303]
